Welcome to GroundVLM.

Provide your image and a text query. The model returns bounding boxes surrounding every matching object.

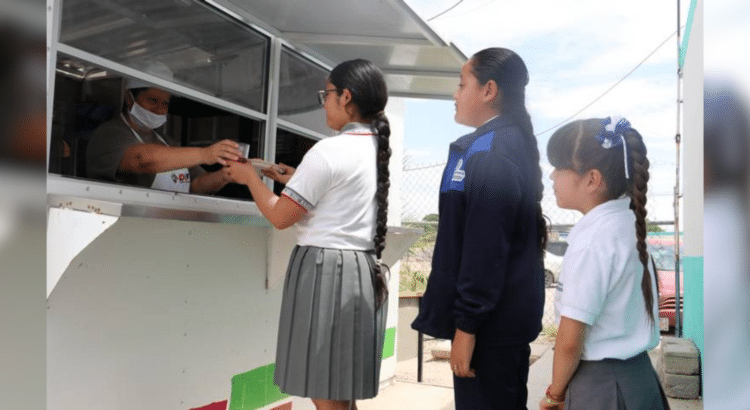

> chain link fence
[398,160,680,338]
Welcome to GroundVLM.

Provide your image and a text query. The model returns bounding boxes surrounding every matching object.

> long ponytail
[503,88,548,253]
[372,112,391,308]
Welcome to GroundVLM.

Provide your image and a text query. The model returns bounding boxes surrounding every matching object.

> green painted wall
[229,364,289,410]
[382,327,396,359]
[682,256,704,363]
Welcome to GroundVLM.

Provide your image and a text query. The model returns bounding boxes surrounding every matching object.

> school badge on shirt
[452,158,466,182]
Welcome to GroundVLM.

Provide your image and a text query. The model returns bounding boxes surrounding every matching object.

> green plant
[403,221,438,251]
[399,263,428,292]
[541,324,558,341]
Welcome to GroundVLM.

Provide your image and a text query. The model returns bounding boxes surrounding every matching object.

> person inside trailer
[86,62,240,194]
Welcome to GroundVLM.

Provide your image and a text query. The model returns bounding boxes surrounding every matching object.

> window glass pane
[277,48,330,136]
[49,56,262,201]
[272,128,317,195]
[59,0,268,112]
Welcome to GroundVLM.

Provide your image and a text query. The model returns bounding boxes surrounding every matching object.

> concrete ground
[358,336,703,410]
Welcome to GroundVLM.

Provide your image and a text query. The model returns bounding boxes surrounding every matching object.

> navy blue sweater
[411,115,545,346]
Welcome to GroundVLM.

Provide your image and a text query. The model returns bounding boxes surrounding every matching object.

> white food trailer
[46,1,466,409]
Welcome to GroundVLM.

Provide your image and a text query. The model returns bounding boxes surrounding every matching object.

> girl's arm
[224,161,305,229]
[540,316,587,409]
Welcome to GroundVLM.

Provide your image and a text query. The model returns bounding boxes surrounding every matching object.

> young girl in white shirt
[539,117,670,410]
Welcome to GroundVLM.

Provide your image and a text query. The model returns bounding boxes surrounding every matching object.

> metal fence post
[417,295,423,383]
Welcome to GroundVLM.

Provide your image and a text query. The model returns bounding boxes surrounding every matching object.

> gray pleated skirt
[565,351,671,410]
[274,245,388,400]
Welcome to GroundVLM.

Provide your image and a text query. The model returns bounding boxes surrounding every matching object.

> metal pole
[417,296,423,382]
[674,0,683,338]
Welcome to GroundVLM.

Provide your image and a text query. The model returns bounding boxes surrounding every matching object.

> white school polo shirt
[555,197,660,361]
[282,122,378,250]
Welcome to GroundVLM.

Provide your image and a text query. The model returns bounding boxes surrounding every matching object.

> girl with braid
[540,117,670,410]
[226,59,390,410]
[412,47,548,409]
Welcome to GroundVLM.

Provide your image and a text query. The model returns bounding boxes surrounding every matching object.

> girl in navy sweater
[412,47,547,410]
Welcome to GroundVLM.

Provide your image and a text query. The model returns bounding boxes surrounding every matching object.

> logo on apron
[153,170,190,193]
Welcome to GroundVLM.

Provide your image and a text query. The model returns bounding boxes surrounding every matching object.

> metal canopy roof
[218,0,467,99]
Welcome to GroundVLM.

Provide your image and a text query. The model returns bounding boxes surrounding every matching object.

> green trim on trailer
[230,364,289,410]
[382,327,396,359]
[682,256,703,372]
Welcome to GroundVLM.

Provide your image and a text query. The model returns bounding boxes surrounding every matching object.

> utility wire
[535,28,681,137]
[427,0,464,22]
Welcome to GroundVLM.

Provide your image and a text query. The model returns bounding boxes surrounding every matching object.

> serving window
[272,128,318,195]
[47,0,343,216]
[48,56,262,201]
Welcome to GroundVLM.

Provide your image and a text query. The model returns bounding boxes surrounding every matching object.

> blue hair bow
[595,116,632,178]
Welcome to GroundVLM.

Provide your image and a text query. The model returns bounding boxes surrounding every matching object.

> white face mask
[129,92,168,129]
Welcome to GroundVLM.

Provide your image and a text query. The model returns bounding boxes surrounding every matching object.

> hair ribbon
[595,116,632,179]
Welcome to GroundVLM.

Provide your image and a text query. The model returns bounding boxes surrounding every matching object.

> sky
[398,0,701,225]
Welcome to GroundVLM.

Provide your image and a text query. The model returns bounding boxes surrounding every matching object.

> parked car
[649,237,684,333]
[546,241,568,257]
[544,250,564,288]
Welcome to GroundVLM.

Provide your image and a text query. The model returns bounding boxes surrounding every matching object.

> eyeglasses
[317,88,338,105]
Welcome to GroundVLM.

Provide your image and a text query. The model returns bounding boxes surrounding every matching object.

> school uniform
[556,197,669,409]
[411,115,545,409]
[273,122,387,401]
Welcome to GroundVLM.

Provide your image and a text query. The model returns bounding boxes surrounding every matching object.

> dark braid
[625,130,655,323]
[372,112,391,308]
[328,59,390,308]
[471,48,548,252]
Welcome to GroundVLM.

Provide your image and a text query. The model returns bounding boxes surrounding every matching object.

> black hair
[129,87,148,99]
[470,47,548,253]
[328,59,390,308]
[122,87,148,114]
[547,118,655,323]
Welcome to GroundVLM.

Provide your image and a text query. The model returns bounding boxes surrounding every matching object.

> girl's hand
[450,328,476,378]
[261,162,295,184]
[224,160,258,186]
[539,397,564,410]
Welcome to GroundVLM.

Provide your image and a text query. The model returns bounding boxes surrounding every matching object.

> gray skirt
[274,246,388,400]
[565,351,671,410]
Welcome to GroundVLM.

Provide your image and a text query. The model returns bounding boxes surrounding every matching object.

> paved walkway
[359,338,703,410]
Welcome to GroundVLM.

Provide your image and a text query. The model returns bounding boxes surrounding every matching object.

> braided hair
[547,118,655,323]
[328,59,390,308]
[470,48,548,253]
